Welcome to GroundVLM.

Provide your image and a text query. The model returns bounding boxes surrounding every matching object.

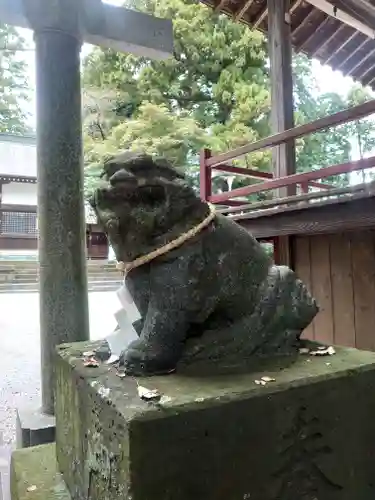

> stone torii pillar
[0,0,172,440]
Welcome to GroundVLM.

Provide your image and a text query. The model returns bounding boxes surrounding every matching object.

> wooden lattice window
[1,211,37,235]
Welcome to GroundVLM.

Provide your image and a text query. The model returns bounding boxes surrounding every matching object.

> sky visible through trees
[4,0,375,196]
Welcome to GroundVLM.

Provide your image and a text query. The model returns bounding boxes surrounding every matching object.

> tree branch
[96,121,106,141]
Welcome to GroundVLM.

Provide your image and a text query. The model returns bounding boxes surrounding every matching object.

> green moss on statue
[89,152,319,376]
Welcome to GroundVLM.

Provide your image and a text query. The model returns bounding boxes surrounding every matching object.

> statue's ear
[100,161,121,181]
[152,157,186,181]
[109,168,137,187]
[88,193,96,210]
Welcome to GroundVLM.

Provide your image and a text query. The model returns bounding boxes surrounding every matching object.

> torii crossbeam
[0,0,173,430]
[0,0,173,59]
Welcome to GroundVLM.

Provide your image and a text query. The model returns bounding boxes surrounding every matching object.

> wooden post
[0,181,2,229]
[268,0,296,267]
[200,148,212,202]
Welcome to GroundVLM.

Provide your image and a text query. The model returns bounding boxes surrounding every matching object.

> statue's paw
[119,340,177,376]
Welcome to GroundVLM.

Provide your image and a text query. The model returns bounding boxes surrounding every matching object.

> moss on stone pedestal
[10,444,70,500]
[55,341,375,500]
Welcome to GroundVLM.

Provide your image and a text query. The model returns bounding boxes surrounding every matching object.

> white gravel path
[0,292,119,444]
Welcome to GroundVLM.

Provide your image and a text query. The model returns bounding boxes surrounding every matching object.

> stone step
[0,280,122,293]
[0,266,122,287]
[0,272,120,281]
[0,274,121,281]
[10,444,71,500]
[0,259,117,268]
[0,279,121,287]
[8,272,121,282]
[0,445,13,500]
[1,268,119,276]
[0,264,118,273]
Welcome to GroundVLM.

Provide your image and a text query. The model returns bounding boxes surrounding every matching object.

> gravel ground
[0,292,119,445]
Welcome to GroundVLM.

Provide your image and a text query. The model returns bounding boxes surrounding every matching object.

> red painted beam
[207,162,334,191]
[209,155,375,204]
[213,164,273,179]
[199,149,212,201]
[218,200,249,206]
[211,164,332,190]
[309,181,332,189]
[206,100,375,167]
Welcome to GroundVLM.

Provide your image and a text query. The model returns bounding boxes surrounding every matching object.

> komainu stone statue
[89,151,319,376]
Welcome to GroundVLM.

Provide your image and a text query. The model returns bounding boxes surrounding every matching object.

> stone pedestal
[52,341,375,500]
[11,444,70,500]
[15,407,55,449]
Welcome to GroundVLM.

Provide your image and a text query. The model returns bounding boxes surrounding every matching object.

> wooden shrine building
[198,0,375,351]
[0,133,108,258]
[3,1,375,349]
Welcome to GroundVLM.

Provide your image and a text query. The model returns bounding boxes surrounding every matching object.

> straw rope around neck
[116,203,216,275]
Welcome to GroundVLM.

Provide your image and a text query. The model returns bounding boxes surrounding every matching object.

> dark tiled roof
[200,0,375,89]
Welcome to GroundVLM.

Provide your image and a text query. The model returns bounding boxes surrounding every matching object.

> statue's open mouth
[89,177,137,211]
[101,167,137,186]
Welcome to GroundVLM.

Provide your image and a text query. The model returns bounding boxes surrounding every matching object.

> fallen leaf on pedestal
[310,346,336,356]
[159,395,172,405]
[299,347,310,355]
[254,380,267,386]
[137,385,161,401]
[97,386,110,398]
[26,485,37,492]
[83,351,96,357]
[83,357,99,368]
[255,376,276,386]
[106,354,120,365]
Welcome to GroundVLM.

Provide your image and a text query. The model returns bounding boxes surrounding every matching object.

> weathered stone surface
[10,444,71,500]
[36,28,89,414]
[0,0,173,59]
[16,406,55,449]
[89,152,318,376]
[56,341,375,500]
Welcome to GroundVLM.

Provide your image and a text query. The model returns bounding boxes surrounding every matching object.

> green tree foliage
[83,2,375,198]
[82,0,271,194]
[0,24,30,134]
[293,55,351,186]
[84,101,207,193]
[293,55,375,186]
[346,85,375,183]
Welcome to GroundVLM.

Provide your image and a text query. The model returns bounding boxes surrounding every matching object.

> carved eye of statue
[88,194,96,209]
[110,168,136,187]
[106,219,118,232]
[137,185,166,204]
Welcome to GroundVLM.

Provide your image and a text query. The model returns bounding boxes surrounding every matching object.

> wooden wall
[294,230,375,351]
[0,234,37,250]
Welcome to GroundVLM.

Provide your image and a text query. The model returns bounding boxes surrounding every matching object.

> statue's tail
[181,266,319,364]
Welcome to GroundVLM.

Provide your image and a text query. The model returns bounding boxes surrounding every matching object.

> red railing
[200,99,375,263]
[200,99,375,208]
